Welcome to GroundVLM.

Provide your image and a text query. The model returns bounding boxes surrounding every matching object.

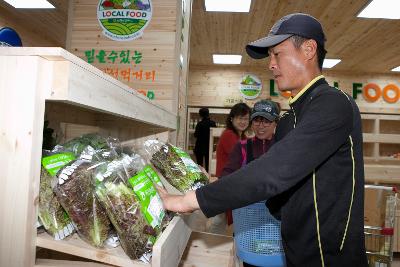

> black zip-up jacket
[196,77,368,266]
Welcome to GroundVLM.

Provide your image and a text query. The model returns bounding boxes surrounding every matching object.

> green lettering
[352,83,363,99]
[270,79,278,96]
[147,90,155,100]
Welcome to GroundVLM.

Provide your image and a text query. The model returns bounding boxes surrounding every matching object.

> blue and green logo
[97,0,152,41]
[239,74,262,99]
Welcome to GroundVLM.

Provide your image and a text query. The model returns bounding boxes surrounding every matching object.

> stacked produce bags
[38,135,208,261]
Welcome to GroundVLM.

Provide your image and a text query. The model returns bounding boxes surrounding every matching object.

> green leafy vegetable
[38,167,74,239]
[54,160,111,247]
[94,155,160,259]
[146,141,209,192]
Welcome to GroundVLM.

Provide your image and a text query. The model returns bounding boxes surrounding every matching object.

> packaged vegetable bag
[142,140,209,193]
[39,148,76,240]
[54,153,111,247]
[95,154,159,259]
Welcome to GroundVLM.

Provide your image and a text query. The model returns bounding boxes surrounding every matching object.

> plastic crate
[232,202,285,267]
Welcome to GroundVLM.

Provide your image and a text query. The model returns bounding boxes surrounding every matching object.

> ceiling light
[391,66,400,72]
[3,0,55,9]
[358,0,400,19]
[213,54,242,64]
[205,0,251,12]
[323,59,341,69]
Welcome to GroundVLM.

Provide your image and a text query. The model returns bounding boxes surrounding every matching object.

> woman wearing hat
[221,99,280,267]
[221,100,280,177]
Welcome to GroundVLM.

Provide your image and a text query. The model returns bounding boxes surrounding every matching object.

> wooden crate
[0,47,193,267]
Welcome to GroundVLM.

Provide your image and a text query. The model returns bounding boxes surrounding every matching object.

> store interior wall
[188,65,400,114]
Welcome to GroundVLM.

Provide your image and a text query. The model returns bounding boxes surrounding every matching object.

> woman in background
[208,102,251,234]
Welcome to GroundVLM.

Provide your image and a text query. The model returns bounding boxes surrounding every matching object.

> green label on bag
[128,170,165,228]
[172,146,202,173]
[41,153,76,176]
[143,165,163,187]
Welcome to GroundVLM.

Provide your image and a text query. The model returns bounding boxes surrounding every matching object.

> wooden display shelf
[0,47,179,267]
[179,231,235,267]
[36,233,141,267]
[1,47,177,130]
[36,216,191,267]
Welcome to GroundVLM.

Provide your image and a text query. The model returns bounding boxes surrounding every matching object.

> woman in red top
[208,103,251,234]
[216,103,251,177]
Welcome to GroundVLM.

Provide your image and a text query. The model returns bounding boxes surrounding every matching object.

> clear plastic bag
[142,140,209,193]
[39,148,76,240]
[95,154,160,259]
[54,156,111,247]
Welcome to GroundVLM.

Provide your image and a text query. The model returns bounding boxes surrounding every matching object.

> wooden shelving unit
[208,127,225,176]
[0,47,193,267]
[361,114,400,183]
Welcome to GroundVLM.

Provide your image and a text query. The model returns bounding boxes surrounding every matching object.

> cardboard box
[364,188,390,227]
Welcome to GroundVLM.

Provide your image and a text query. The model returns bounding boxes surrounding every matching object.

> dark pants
[194,150,209,172]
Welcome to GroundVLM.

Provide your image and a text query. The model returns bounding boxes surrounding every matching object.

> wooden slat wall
[67,0,180,113]
[188,65,400,114]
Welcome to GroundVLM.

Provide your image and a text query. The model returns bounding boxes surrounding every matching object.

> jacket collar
[289,75,325,105]
[288,76,327,111]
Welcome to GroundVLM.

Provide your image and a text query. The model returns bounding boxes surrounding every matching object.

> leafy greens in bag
[95,154,159,259]
[39,149,76,239]
[143,140,208,193]
[54,158,111,247]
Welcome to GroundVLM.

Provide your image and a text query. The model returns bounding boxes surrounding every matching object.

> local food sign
[239,74,262,99]
[97,0,152,41]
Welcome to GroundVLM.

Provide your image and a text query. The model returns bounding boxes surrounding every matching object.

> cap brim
[246,34,293,59]
[251,112,277,122]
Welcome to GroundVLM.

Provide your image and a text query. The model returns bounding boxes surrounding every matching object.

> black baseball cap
[246,13,327,59]
[250,100,280,122]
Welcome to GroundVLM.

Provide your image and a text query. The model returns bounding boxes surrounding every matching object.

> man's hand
[157,186,200,213]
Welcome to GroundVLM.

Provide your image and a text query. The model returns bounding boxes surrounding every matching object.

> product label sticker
[143,165,163,187]
[128,170,165,228]
[42,153,76,176]
[172,146,202,173]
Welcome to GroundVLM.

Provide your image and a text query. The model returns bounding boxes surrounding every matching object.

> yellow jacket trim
[313,170,325,267]
[340,136,356,250]
[289,75,325,104]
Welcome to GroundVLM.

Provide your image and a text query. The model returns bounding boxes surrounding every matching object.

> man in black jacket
[194,107,216,172]
[159,13,368,266]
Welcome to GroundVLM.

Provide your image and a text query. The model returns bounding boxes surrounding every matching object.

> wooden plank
[152,216,192,267]
[35,259,110,267]
[365,165,400,184]
[179,231,234,267]
[0,56,48,267]
[59,123,100,142]
[0,47,176,129]
[50,60,177,130]
[36,216,190,267]
[36,233,146,267]
[363,133,400,144]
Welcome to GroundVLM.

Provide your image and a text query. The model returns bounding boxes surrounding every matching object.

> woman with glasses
[221,99,280,182]
[220,99,280,267]
[207,102,251,234]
